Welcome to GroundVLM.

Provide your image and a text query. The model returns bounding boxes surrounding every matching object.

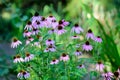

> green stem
[64,62,70,80]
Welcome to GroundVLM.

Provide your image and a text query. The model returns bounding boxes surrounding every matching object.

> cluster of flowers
[11,12,119,80]
[24,12,69,36]
[13,52,34,63]
[13,52,34,79]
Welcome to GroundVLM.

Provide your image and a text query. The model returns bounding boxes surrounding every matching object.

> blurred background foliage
[0,0,120,79]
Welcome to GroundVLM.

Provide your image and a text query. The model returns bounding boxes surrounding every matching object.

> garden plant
[11,12,120,80]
